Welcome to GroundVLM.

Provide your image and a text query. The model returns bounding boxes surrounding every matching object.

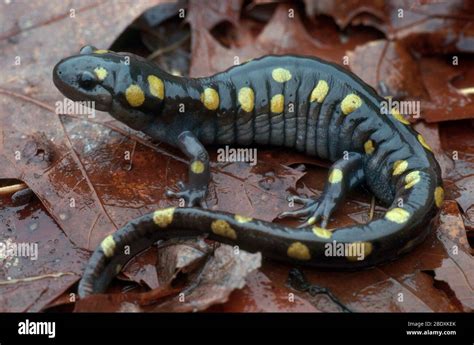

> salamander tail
[78,168,443,297]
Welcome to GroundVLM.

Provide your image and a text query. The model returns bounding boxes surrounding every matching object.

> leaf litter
[0,0,473,312]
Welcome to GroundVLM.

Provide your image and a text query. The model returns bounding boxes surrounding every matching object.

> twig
[0,183,27,195]
[369,196,376,222]
[0,272,77,285]
[459,87,474,95]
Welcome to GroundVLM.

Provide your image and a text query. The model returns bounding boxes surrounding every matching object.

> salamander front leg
[166,131,210,207]
[279,152,365,228]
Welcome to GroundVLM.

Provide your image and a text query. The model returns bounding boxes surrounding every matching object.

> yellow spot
[238,87,255,112]
[393,160,408,176]
[307,217,316,225]
[153,207,175,228]
[94,49,108,54]
[271,68,292,82]
[418,134,432,152]
[328,168,343,184]
[211,219,237,240]
[148,75,164,100]
[101,235,116,258]
[310,80,329,103]
[404,170,421,189]
[190,160,205,174]
[434,186,444,208]
[115,264,123,274]
[346,242,373,261]
[364,140,375,154]
[200,88,219,110]
[391,109,410,125]
[385,208,410,224]
[341,94,362,115]
[270,94,284,113]
[287,242,311,261]
[94,67,108,81]
[312,226,332,239]
[125,84,145,107]
[235,214,252,223]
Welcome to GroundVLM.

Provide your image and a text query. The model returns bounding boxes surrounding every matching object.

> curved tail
[78,168,442,298]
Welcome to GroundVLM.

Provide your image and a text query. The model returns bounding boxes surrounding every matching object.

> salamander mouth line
[54,78,113,111]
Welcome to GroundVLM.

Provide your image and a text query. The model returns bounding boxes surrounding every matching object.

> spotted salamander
[53,46,444,298]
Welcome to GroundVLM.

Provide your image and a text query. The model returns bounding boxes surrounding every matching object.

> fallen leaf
[151,245,261,312]
[348,39,428,99]
[0,194,87,312]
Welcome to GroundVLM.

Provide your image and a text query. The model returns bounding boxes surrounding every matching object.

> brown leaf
[0,0,161,250]
[0,195,87,312]
[151,245,261,312]
[120,247,160,290]
[2,0,474,313]
[209,152,305,221]
[419,57,474,122]
[74,240,260,312]
[348,40,428,100]
[188,1,383,77]
[215,270,320,312]
[155,238,211,287]
[439,120,474,229]
[304,0,474,54]
[434,201,474,311]
[73,285,181,312]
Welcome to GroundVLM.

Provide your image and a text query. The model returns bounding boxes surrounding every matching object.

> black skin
[52,46,443,297]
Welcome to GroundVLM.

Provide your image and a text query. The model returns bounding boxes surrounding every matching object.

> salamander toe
[165,181,208,208]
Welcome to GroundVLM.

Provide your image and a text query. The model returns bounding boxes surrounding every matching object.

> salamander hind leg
[279,152,365,228]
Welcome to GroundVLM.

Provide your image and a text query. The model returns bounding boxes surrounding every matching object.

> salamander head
[53,45,166,130]
[53,46,120,111]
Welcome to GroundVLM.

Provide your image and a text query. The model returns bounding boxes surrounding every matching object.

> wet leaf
[74,241,261,312]
[0,0,160,250]
[419,57,474,122]
[150,245,261,312]
[304,0,474,54]
[348,40,428,100]
[0,195,87,312]
[120,247,160,290]
[188,2,384,77]
[215,269,320,312]
[1,0,473,313]
[433,201,474,311]
[155,238,211,287]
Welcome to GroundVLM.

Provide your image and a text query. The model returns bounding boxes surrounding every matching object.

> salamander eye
[78,71,98,90]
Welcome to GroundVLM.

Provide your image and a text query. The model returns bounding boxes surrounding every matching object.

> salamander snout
[53,55,113,111]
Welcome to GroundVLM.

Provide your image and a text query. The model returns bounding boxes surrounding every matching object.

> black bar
[0,313,472,345]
